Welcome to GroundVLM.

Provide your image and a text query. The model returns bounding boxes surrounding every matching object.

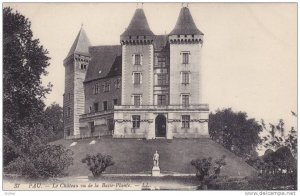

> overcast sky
[5,3,297,129]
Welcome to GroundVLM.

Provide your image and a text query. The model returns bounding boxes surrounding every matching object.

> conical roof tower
[65,26,91,60]
[121,8,155,44]
[169,7,203,35]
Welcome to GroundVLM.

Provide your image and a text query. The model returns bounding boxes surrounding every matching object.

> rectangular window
[90,122,95,134]
[157,95,167,106]
[107,118,114,131]
[134,54,141,65]
[94,83,99,94]
[132,115,140,128]
[103,82,110,92]
[154,55,159,66]
[113,99,118,106]
[182,72,190,85]
[182,52,189,64]
[94,102,99,112]
[133,72,141,84]
[182,94,190,106]
[115,78,121,89]
[182,115,190,128]
[158,56,166,67]
[157,74,167,85]
[103,101,108,111]
[133,95,141,106]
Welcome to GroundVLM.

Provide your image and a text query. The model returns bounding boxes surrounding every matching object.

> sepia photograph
[1,2,298,193]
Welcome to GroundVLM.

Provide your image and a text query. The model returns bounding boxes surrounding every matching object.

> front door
[155,114,166,137]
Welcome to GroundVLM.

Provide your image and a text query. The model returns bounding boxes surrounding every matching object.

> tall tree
[209,108,262,158]
[3,7,52,165]
[43,103,64,141]
[3,8,73,178]
[3,7,52,128]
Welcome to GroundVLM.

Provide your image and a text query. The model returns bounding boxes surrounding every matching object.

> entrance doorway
[155,114,166,137]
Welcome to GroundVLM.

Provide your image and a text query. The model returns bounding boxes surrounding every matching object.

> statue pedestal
[152,166,160,177]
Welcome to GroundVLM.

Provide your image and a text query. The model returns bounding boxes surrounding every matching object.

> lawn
[51,138,256,177]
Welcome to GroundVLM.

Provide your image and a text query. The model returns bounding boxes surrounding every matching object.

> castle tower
[120,8,155,106]
[168,6,204,105]
[63,26,91,138]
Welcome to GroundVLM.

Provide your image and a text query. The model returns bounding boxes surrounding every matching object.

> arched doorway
[155,114,166,137]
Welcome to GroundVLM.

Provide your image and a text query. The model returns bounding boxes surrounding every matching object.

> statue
[153,151,159,167]
[152,150,160,176]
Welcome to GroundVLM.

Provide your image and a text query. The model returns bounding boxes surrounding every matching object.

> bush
[82,153,114,178]
[5,144,73,179]
[191,155,226,190]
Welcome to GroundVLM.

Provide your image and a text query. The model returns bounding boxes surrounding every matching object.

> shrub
[191,155,226,190]
[5,144,73,179]
[82,153,114,178]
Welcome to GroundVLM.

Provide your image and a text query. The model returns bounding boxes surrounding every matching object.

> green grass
[51,138,257,177]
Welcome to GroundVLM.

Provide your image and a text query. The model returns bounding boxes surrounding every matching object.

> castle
[63,6,209,139]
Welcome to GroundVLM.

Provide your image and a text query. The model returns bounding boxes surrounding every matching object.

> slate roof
[85,34,169,82]
[65,27,91,59]
[84,45,122,82]
[121,8,154,38]
[153,35,168,51]
[169,7,203,35]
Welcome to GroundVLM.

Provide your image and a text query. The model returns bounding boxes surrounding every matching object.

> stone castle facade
[63,6,209,139]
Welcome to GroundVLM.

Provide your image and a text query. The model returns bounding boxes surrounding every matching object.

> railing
[80,110,114,119]
[114,104,209,111]
[65,131,112,140]
[64,134,83,140]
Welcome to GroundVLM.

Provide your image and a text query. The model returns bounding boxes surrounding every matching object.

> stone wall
[167,111,209,138]
[84,76,121,113]
[121,44,154,105]
[169,37,203,105]
[63,54,90,137]
[113,106,209,139]
[113,110,155,139]
[63,55,75,137]
[79,112,114,138]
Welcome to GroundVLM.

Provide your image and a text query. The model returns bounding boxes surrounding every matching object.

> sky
[5,3,297,129]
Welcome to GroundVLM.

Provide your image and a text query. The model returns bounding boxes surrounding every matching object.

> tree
[260,118,297,158]
[191,155,226,190]
[253,115,297,182]
[3,7,52,165]
[3,8,72,180]
[209,108,262,158]
[82,153,115,178]
[43,103,64,141]
[5,144,73,179]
